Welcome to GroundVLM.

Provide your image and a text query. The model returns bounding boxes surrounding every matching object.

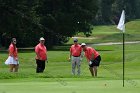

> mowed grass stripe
[0,80,139,93]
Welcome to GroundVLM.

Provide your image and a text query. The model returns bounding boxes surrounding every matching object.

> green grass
[67,19,140,44]
[0,44,140,79]
[0,79,139,93]
[0,19,140,93]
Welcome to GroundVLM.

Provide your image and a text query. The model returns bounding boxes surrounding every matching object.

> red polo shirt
[35,43,47,60]
[9,43,18,58]
[70,44,82,57]
[84,47,99,61]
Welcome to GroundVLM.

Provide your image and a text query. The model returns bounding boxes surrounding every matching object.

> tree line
[0,0,140,48]
[95,0,140,25]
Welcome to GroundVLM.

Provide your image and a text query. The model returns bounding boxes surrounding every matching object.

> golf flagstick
[122,32,125,87]
[117,10,125,87]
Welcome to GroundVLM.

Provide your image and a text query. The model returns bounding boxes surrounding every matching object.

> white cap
[81,43,86,46]
[40,37,45,41]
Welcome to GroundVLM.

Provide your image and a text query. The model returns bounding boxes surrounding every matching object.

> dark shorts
[89,55,101,67]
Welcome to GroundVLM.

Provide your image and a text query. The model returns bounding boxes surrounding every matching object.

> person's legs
[14,64,19,72]
[89,61,94,76]
[91,56,101,77]
[9,64,14,72]
[76,57,81,75]
[36,59,42,73]
[72,61,76,75]
[72,56,76,75]
[89,67,94,76]
[71,56,76,75]
[41,61,45,72]
[93,66,97,77]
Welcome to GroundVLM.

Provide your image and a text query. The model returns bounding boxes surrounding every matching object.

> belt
[73,56,80,57]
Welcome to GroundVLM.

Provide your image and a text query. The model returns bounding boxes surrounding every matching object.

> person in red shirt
[81,43,101,77]
[35,37,47,73]
[69,38,82,75]
[5,38,19,72]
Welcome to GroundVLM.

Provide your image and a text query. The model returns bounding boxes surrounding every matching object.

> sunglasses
[13,41,16,42]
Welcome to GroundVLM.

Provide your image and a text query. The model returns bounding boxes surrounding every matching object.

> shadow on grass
[0,43,114,52]
[50,44,114,51]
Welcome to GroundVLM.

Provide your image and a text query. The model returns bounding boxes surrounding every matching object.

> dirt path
[92,41,140,46]
[72,37,140,45]
[72,37,96,39]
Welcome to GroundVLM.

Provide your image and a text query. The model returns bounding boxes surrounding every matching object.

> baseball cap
[40,37,45,41]
[81,43,86,46]
[73,38,78,42]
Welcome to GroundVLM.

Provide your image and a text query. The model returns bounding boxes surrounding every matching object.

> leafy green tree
[0,0,41,47]
[36,0,98,45]
[0,0,99,47]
